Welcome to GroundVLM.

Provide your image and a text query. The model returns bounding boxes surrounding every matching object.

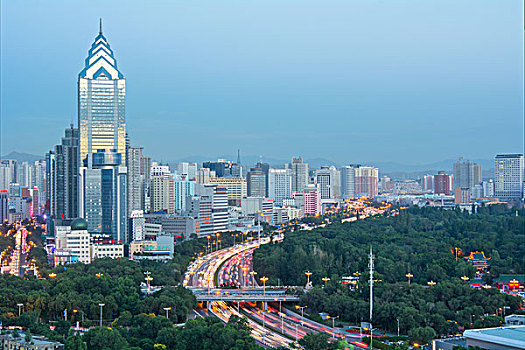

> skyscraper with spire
[78,19,126,168]
[77,21,128,242]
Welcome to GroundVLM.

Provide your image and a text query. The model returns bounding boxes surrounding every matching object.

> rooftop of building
[495,154,523,158]
[494,274,525,283]
[463,325,525,348]
[0,332,63,346]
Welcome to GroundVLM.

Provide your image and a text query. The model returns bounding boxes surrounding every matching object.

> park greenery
[254,205,524,343]
[0,256,265,349]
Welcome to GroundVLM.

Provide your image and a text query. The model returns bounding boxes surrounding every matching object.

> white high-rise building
[177,162,198,181]
[0,160,17,190]
[494,154,524,201]
[130,210,145,241]
[291,157,309,192]
[268,168,292,206]
[482,180,495,198]
[78,21,126,167]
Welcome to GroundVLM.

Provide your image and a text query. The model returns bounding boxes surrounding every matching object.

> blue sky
[1,0,523,164]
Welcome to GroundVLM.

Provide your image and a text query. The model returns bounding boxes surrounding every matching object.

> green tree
[408,326,436,344]
[83,327,129,350]
[299,333,338,350]
[65,333,87,350]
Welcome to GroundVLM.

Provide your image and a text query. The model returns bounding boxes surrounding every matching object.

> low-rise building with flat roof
[463,325,525,350]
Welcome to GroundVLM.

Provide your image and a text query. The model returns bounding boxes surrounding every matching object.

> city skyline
[1,1,523,164]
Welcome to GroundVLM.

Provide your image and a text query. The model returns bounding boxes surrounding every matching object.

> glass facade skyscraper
[78,23,126,168]
[79,150,128,242]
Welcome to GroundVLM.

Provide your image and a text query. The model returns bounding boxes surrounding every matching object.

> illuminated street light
[461,276,470,282]
[322,277,330,288]
[406,273,413,285]
[49,272,57,279]
[260,276,268,296]
[427,280,436,287]
[328,315,339,339]
[295,305,307,319]
[144,271,153,291]
[163,307,172,319]
[305,271,312,286]
[96,273,103,278]
[242,266,249,288]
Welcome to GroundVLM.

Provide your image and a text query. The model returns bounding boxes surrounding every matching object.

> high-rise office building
[434,171,452,195]
[127,146,143,214]
[78,22,126,167]
[247,168,266,197]
[186,184,228,236]
[79,150,128,242]
[177,162,197,181]
[140,156,151,182]
[46,125,80,220]
[268,168,292,206]
[340,166,356,199]
[494,154,524,201]
[453,159,482,189]
[208,176,246,204]
[291,157,309,192]
[255,161,270,196]
[315,166,341,200]
[0,190,8,223]
[354,166,379,198]
[173,174,195,212]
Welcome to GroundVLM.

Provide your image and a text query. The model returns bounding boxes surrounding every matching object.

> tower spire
[99,18,103,35]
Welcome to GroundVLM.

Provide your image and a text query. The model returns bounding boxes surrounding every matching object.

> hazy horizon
[1,0,523,164]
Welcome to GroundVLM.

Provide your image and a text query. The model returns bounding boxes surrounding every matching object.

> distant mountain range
[1,152,44,163]
[2,151,495,179]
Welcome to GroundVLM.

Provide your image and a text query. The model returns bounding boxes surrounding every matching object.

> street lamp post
[17,303,23,317]
[206,277,211,295]
[144,271,153,292]
[242,266,248,288]
[322,277,330,288]
[260,276,268,296]
[461,276,470,282]
[215,233,220,251]
[163,307,172,319]
[427,280,436,287]
[406,273,413,285]
[295,305,307,320]
[206,235,211,254]
[250,271,257,290]
[305,271,312,286]
[397,318,400,337]
[330,316,339,339]
[98,303,105,327]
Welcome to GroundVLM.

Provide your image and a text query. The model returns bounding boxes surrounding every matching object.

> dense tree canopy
[254,206,524,339]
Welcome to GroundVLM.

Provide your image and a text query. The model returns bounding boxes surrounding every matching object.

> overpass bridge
[194,293,300,302]
[189,287,300,302]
